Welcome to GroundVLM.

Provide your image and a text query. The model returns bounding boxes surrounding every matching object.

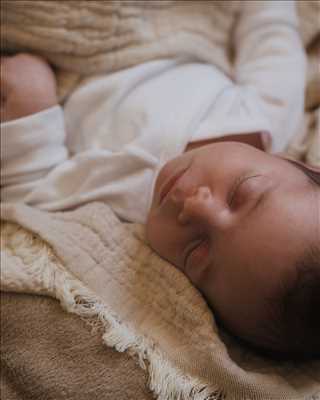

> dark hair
[277,246,320,359]
[233,245,320,361]
[269,161,320,360]
[215,161,320,360]
[238,161,320,361]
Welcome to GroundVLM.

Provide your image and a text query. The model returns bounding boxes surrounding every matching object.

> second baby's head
[146,142,320,359]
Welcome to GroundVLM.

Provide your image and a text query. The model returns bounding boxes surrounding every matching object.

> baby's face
[146,142,318,342]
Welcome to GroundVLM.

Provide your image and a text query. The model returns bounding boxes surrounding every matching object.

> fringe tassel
[53,265,226,400]
[2,222,226,400]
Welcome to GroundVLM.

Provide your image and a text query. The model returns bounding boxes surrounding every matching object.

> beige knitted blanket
[1,202,320,400]
[1,0,319,166]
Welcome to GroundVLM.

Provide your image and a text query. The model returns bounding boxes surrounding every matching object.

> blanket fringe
[53,266,225,400]
[1,221,226,400]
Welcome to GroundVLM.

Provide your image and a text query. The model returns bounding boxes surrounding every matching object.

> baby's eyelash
[228,174,261,206]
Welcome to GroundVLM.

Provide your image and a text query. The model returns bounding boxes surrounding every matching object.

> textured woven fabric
[1,202,319,400]
[1,0,237,76]
[1,292,154,400]
[1,0,319,165]
[2,1,317,73]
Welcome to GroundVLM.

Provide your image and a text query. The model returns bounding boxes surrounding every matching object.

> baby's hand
[0,53,58,123]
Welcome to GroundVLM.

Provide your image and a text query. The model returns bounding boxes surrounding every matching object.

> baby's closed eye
[228,174,262,209]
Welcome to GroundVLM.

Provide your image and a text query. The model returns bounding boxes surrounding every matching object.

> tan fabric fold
[1,292,153,400]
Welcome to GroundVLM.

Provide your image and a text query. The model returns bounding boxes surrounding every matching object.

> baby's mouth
[158,166,190,206]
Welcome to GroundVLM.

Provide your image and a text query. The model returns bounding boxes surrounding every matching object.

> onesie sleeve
[232,0,306,152]
[1,105,68,202]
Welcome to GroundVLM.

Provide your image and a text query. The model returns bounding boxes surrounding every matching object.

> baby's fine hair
[239,161,320,361]
[241,245,320,361]
[277,245,320,359]
[280,163,320,358]
[264,161,320,360]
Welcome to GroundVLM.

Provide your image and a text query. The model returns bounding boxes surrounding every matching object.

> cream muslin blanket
[1,202,320,400]
[1,0,319,166]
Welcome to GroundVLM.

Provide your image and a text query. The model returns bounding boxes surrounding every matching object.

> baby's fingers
[0,53,58,122]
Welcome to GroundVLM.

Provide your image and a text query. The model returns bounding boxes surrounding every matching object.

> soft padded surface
[1,291,153,400]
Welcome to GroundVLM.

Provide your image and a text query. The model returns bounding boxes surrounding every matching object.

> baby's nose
[178,186,213,224]
[176,186,231,230]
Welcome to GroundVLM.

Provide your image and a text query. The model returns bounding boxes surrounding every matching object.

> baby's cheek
[145,214,158,249]
[187,267,208,290]
[145,214,173,264]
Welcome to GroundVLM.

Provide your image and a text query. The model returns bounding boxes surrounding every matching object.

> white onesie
[1,1,306,223]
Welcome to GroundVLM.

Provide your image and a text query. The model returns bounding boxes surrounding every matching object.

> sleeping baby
[1,1,319,359]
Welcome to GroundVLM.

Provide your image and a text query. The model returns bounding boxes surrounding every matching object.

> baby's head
[146,142,320,359]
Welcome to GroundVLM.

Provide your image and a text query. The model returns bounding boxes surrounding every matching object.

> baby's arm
[0,54,149,220]
[232,0,306,151]
[1,54,68,202]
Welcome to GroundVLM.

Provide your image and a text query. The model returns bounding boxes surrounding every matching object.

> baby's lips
[157,157,193,206]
